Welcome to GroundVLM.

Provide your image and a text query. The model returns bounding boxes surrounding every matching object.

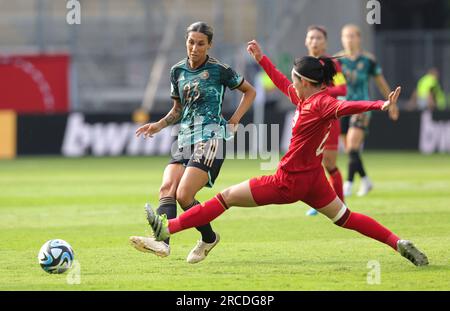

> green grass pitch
[0,152,449,290]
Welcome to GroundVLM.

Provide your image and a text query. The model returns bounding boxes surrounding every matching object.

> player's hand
[227,118,240,135]
[381,86,401,113]
[135,122,162,138]
[247,40,263,63]
[388,102,400,121]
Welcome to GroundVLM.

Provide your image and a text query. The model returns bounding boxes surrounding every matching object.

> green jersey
[338,52,382,101]
[170,56,244,147]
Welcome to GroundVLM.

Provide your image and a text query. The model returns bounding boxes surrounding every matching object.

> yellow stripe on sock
[0,110,17,159]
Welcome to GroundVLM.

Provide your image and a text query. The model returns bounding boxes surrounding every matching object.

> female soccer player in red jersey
[304,25,347,216]
[131,40,428,266]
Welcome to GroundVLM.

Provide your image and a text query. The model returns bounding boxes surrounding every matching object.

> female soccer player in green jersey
[131,22,256,263]
[338,24,399,197]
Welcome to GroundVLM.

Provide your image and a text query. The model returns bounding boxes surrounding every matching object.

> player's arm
[374,74,390,99]
[333,86,401,118]
[373,74,399,121]
[247,40,296,102]
[135,99,182,138]
[228,80,256,129]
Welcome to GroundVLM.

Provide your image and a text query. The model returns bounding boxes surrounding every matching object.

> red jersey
[259,55,384,173]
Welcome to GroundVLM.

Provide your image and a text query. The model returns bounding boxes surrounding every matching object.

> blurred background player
[303,25,347,216]
[408,68,447,111]
[132,22,256,263]
[133,41,428,267]
[338,24,399,197]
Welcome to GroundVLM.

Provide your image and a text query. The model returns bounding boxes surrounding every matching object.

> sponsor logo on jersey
[200,71,209,80]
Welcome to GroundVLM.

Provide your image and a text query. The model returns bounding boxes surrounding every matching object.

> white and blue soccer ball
[38,239,74,274]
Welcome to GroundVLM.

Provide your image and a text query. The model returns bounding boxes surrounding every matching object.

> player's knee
[159,182,177,198]
[219,187,234,207]
[176,187,194,209]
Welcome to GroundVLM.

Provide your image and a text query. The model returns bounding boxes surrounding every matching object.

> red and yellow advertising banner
[0,54,69,113]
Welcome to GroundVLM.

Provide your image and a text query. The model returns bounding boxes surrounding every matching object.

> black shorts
[341,113,370,134]
[169,138,226,188]
[349,112,371,133]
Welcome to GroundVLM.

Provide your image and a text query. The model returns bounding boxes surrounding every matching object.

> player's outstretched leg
[319,198,429,266]
[141,181,256,250]
[141,197,220,242]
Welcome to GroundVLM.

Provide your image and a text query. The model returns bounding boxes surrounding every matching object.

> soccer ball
[38,239,74,274]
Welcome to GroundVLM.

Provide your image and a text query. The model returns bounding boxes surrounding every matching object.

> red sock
[328,168,344,202]
[168,194,228,234]
[342,212,400,250]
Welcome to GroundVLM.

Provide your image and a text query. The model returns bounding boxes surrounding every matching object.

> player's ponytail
[293,56,337,86]
[318,56,337,86]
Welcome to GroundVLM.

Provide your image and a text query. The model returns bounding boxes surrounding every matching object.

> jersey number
[183,81,200,105]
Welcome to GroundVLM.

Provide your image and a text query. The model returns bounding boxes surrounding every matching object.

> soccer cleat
[306,208,318,216]
[343,181,353,197]
[129,236,170,257]
[186,233,220,264]
[357,177,373,197]
[144,203,170,241]
[397,240,429,266]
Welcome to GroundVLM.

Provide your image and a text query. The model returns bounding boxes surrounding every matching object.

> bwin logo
[66,0,81,25]
[62,113,174,157]
[366,0,381,25]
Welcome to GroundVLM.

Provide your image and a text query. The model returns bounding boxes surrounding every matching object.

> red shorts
[249,168,337,209]
[324,119,340,151]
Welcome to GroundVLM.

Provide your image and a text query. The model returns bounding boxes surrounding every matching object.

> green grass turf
[0,152,449,290]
